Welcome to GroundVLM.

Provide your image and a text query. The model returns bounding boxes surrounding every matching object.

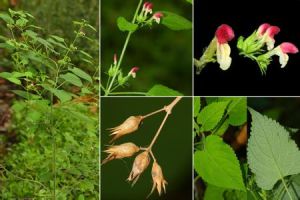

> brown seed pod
[148,161,167,197]
[108,116,143,143]
[101,142,140,165]
[127,151,150,186]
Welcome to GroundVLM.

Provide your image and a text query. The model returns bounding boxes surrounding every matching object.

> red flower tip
[280,42,299,54]
[266,26,280,38]
[131,67,139,73]
[144,2,153,10]
[215,24,235,44]
[153,12,164,19]
[257,23,271,35]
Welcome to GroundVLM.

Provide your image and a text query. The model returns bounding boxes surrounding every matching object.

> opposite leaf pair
[194,24,299,75]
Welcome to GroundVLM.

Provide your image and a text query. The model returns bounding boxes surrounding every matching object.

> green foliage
[0,9,99,198]
[248,108,300,190]
[194,135,245,191]
[146,84,183,96]
[204,185,225,200]
[193,97,201,117]
[161,11,192,31]
[196,101,229,132]
[117,17,138,32]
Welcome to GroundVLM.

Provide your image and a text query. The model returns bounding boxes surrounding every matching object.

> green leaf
[214,119,229,136]
[248,108,300,190]
[160,11,192,31]
[146,84,183,96]
[69,67,93,83]
[186,0,193,4]
[194,135,245,191]
[273,174,300,200]
[42,85,73,103]
[197,101,229,131]
[204,185,224,200]
[194,97,201,117]
[0,13,14,24]
[0,72,21,85]
[12,90,41,100]
[117,17,138,32]
[222,97,247,126]
[60,73,83,87]
[224,190,247,200]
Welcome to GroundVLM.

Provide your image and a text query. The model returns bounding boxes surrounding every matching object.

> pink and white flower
[113,53,117,65]
[128,67,140,78]
[257,23,271,37]
[262,26,280,50]
[152,12,164,24]
[215,24,235,70]
[143,2,153,15]
[271,42,298,68]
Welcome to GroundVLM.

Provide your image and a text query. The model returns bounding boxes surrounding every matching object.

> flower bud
[128,67,139,78]
[148,161,167,197]
[127,151,150,186]
[152,12,164,24]
[113,53,117,65]
[102,142,140,165]
[108,116,143,143]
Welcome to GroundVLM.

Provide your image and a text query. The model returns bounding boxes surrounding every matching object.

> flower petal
[257,23,271,36]
[280,42,299,54]
[215,24,235,44]
[217,43,232,70]
[279,53,289,68]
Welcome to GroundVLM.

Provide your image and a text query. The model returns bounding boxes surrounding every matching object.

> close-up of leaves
[194,97,300,200]
[0,1,99,199]
[101,0,192,96]
[101,97,192,200]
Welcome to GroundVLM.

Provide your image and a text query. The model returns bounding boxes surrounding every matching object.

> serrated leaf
[204,185,224,200]
[60,73,83,87]
[194,97,201,117]
[146,84,183,96]
[117,17,138,32]
[194,135,245,191]
[160,11,192,31]
[273,174,300,200]
[247,108,300,190]
[69,67,93,83]
[197,101,229,131]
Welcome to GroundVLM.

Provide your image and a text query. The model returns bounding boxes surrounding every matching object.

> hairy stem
[281,177,294,200]
[105,0,143,96]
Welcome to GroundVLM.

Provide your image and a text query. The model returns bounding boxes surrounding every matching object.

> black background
[194,0,300,96]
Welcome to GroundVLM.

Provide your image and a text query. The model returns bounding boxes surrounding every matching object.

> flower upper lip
[215,24,235,44]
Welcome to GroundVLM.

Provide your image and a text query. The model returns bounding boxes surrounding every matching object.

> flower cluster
[107,53,140,86]
[102,101,177,197]
[137,2,164,26]
[238,23,298,74]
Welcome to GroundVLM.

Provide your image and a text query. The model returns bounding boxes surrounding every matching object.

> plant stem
[142,108,165,119]
[104,0,143,96]
[147,97,182,150]
[108,91,146,96]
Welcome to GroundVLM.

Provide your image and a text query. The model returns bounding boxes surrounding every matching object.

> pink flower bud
[280,42,299,54]
[113,53,117,65]
[108,115,143,143]
[152,12,164,24]
[257,23,271,36]
[128,66,140,78]
[127,151,150,186]
[102,142,140,164]
[215,24,235,44]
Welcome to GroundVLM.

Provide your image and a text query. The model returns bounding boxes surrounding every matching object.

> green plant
[102,97,182,197]
[193,97,300,200]
[0,9,99,198]
[101,0,192,96]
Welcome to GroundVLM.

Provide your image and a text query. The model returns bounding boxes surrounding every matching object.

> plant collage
[1,0,300,200]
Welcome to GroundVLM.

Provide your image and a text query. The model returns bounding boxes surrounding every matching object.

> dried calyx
[102,97,182,197]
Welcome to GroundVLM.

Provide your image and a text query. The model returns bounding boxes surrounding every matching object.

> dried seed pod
[148,161,167,197]
[108,116,143,143]
[101,142,140,165]
[127,151,150,186]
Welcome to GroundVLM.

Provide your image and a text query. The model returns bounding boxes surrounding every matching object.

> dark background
[101,97,192,200]
[194,0,300,96]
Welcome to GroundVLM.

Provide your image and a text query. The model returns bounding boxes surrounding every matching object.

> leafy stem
[104,0,143,96]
